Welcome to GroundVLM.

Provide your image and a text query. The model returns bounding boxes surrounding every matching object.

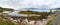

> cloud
[0,0,60,10]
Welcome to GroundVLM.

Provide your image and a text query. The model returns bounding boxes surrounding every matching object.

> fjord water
[8,10,56,16]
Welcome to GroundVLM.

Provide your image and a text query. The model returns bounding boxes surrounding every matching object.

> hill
[53,8,60,10]
[0,7,14,12]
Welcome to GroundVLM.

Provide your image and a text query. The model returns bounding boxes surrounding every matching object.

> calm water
[8,10,56,16]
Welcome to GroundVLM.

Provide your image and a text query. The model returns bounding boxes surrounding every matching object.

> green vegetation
[0,7,14,13]
[46,14,56,25]
[0,21,15,25]
[0,7,3,12]
[0,14,8,19]
[0,14,16,25]
[0,7,16,25]
[27,16,41,20]
[50,9,52,13]
[19,10,50,20]
[46,20,52,25]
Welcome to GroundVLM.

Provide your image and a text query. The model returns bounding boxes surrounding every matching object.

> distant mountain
[24,8,60,10]
[24,8,50,10]
[52,8,60,10]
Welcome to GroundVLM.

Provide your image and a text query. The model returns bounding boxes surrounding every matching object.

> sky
[0,0,60,10]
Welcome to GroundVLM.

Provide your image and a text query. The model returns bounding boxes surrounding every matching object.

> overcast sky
[0,0,60,10]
